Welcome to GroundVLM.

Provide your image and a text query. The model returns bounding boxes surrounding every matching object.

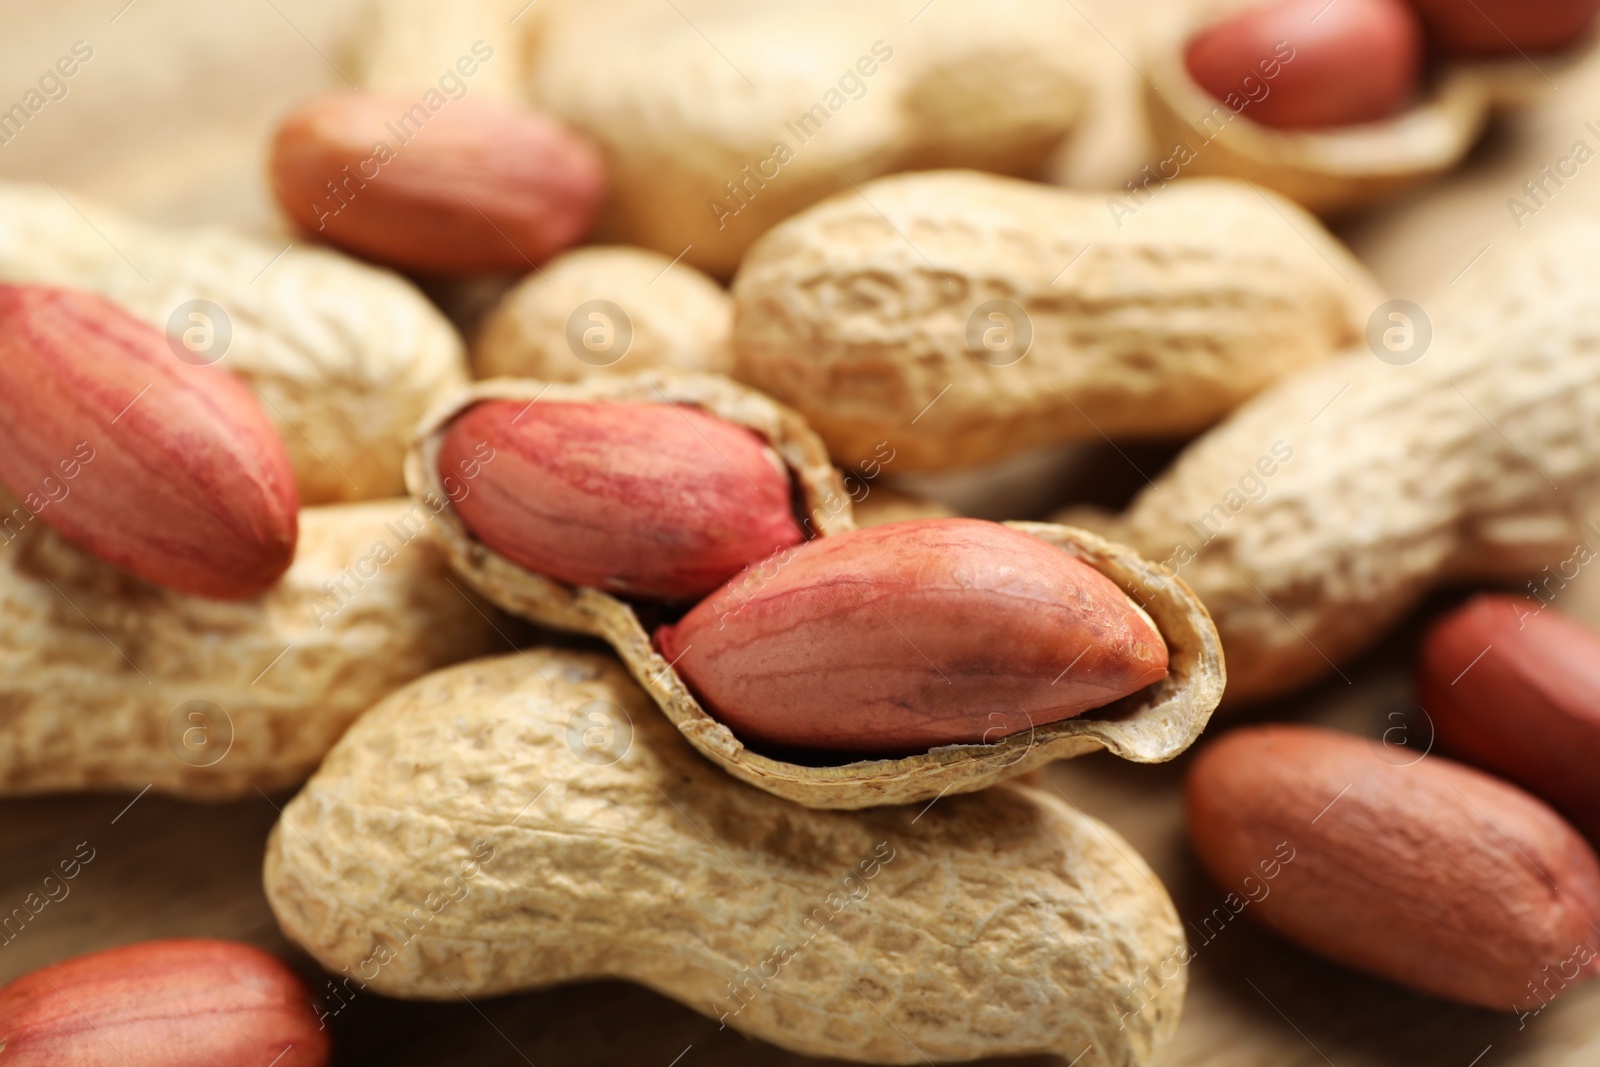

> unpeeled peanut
[656,517,1168,754]
[439,399,803,600]
[1185,0,1423,129]
[514,0,1097,275]
[264,648,1187,1064]
[1421,595,1600,843]
[473,246,733,381]
[731,171,1379,472]
[270,89,604,274]
[1088,220,1600,703]
[1187,724,1600,1009]
[0,495,512,798]
[0,939,328,1066]
[0,284,297,599]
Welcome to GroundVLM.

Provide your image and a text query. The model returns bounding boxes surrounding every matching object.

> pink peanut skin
[0,284,299,600]
[439,399,804,601]
[655,518,1169,755]
[0,939,330,1066]
[270,90,604,274]
[1421,595,1600,844]
[1187,725,1600,1010]
[1186,0,1422,129]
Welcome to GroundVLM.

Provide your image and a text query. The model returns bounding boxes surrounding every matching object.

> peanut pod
[1084,222,1600,703]
[473,246,733,382]
[352,0,1097,276]
[731,171,1380,471]
[0,494,511,798]
[0,182,467,504]
[407,374,1223,809]
[351,0,532,105]
[1142,0,1586,212]
[264,649,1187,1065]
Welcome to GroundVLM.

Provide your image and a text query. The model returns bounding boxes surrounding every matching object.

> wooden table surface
[4,2,1600,1064]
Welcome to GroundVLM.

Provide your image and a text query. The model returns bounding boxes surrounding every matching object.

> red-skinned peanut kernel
[1185,0,1423,129]
[269,89,605,274]
[655,517,1169,755]
[0,284,299,600]
[439,399,805,601]
[1187,725,1600,1009]
[1408,0,1600,57]
[1420,594,1600,843]
[0,939,330,1066]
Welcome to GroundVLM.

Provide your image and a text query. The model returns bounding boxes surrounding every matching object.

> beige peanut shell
[851,484,956,527]
[0,182,468,505]
[263,648,1187,1065]
[472,246,732,382]
[406,374,1224,809]
[351,0,1097,276]
[1077,221,1600,704]
[732,170,1381,472]
[1141,0,1587,213]
[347,0,534,106]
[0,493,512,798]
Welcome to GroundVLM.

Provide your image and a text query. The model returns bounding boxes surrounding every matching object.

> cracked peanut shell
[407,373,1224,809]
[1141,0,1590,213]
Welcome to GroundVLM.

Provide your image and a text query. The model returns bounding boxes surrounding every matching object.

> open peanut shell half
[406,373,1225,809]
[1142,0,1586,214]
